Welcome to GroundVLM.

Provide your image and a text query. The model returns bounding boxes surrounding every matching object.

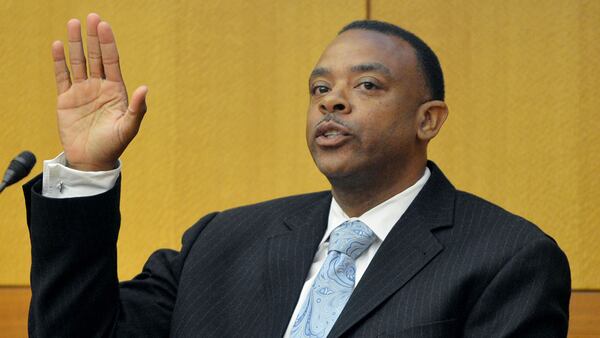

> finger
[86,13,104,78]
[66,19,87,83]
[52,40,71,94]
[122,86,149,139]
[97,21,123,82]
[128,85,148,117]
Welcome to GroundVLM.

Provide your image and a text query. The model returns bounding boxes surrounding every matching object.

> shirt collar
[324,167,431,244]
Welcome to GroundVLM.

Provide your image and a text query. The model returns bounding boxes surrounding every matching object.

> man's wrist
[65,158,118,172]
[66,162,117,172]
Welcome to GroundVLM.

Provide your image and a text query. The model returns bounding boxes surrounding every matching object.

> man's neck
[331,161,427,217]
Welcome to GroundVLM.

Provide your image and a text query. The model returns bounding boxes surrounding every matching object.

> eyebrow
[350,63,392,77]
[309,67,330,80]
[309,62,393,82]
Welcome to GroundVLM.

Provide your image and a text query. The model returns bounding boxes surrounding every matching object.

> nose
[319,90,351,115]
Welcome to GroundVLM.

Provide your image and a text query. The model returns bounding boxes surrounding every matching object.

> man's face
[306,29,427,183]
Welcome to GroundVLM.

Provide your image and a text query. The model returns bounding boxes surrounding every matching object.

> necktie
[291,220,376,338]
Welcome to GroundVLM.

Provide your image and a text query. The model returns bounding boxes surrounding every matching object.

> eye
[357,81,379,90]
[311,85,330,95]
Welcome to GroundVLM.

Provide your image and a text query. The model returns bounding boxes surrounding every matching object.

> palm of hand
[57,79,130,170]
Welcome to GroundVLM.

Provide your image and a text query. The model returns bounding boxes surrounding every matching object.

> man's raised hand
[52,13,147,171]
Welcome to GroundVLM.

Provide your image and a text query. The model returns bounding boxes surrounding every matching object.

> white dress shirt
[41,154,430,337]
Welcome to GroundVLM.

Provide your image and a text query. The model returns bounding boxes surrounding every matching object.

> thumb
[128,85,148,118]
[121,85,148,142]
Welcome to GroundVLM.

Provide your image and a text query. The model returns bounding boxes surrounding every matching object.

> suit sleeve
[23,174,217,337]
[463,236,571,338]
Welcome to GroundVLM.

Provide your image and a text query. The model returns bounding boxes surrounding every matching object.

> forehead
[314,29,419,78]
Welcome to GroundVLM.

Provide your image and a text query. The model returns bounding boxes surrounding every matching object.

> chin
[314,159,344,177]
[314,157,358,182]
[310,147,364,180]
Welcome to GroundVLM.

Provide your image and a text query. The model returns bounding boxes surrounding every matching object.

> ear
[415,100,448,142]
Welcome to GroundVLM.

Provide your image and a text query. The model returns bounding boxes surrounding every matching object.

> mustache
[315,113,351,129]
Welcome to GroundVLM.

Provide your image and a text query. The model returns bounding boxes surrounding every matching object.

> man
[24,13,570,337]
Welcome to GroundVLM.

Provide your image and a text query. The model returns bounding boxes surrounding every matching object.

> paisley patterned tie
[291,220,376,338]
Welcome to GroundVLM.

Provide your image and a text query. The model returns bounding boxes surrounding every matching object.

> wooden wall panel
[0,287,29,338]
[0,0,364,284]
[2,0,597,290]
[371,0,600,288]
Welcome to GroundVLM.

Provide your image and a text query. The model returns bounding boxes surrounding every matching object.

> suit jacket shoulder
[453,188,562,256]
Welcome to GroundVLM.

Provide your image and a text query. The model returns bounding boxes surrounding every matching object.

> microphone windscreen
[2,150,37,186]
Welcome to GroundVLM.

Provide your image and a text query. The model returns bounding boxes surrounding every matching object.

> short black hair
[339,20,445,101]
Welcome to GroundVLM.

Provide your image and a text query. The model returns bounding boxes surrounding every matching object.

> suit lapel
[329,162,456,338]
[265,192,331,337]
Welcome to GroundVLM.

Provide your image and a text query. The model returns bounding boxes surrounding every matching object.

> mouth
[315,121,352,147]
[322,130,344,138]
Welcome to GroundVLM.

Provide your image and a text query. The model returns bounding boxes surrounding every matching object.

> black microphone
[0,151,36,193]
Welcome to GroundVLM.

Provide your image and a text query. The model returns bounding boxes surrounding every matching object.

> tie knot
[328,220,376,259]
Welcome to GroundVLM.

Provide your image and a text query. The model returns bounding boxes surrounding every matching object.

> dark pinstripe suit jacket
[24,162,570,337]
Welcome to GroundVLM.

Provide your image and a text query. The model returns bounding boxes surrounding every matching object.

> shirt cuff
[42,153,121,198]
